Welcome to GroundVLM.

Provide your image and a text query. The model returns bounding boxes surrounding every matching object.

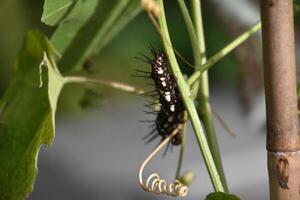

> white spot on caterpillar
[160,77,165,81]
[157,68,163,74]
[165,94,171,102]
[162,81,166,87]
[170,105,175,112]
[157,57,163,65]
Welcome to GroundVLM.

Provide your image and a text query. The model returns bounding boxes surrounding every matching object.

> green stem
[176,0,201,63]
[175,114,187,179]
[175,0,200,180]
[158,0,224,192]
[187,22,261,86]
[191,0,228,192]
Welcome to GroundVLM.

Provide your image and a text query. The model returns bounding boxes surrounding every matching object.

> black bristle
[142,110,158,115]
[131,74,152,79]
[144,101,160,107]
[162,141,171,157]
[135,53,152,64]
[138,120,156,123]
[148,43,157,55]
[135,46,186,153]
[145,83,155,86]
[135,69,151,74]
[142,128,157,140]
[142,90,157,94]
[148,123,156,128]
[145,134,160,144]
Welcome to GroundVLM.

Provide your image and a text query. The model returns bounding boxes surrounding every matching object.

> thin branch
[190,0,228,192]
[187,22,261,86]
[212,110,236,137]
[65,76,145,95]
[175,112,188,179]
[177,0,201,65]
[175,0,200,181]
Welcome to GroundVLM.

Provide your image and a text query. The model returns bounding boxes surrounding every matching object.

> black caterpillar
[136,47,185,147]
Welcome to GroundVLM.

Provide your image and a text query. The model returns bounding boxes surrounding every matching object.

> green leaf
[92,0,141,55]
[0,30,62,200]
[41,0,75,26]
[51,0,99,52]
[51,0,141,73]
[205,192,241,200]
[39,52,66,129]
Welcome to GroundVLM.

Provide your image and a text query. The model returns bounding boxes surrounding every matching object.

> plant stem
[187,22,261,86]
[157,0,224,192]
[175,0,200,180]
[260,1,300,199]
[175,112,188,179]
[65,76,145,94]
[190,0,228,192]
[176,0,200,63]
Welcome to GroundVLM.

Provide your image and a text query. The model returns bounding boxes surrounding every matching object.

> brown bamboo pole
[260,0,300,199]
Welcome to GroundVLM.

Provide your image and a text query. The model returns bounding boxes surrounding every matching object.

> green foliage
[0,1,144,198]
[51,0,98,53]
[52,0,141,73]
[39,52,66,129]
[41,0,75,26]
[0,30,58,200]
[205,192,241,200]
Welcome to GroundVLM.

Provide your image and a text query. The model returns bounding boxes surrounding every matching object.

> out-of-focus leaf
[79,88,104,110]
[205,192,241,200]
[203,1,240,84]
[51,0,98,53]
[52,0,141,73]
[41,0,75,26]
[93,0,141,54]
[0,30,61,200]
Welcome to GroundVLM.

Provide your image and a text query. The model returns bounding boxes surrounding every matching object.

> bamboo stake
[260,1,300,199]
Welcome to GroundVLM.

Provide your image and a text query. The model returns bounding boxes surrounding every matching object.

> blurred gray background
[30,88,268,200]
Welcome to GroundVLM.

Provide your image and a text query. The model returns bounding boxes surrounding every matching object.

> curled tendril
[143,173,188,197]
[138,124,189,197]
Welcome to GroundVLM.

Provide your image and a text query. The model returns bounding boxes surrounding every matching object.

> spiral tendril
[138,124,189,197]
[143,173,188,197]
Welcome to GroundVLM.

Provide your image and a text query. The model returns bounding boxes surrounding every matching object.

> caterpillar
[137,46,185,147]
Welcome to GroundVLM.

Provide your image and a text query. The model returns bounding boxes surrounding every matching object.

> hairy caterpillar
[137,46,185,147]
